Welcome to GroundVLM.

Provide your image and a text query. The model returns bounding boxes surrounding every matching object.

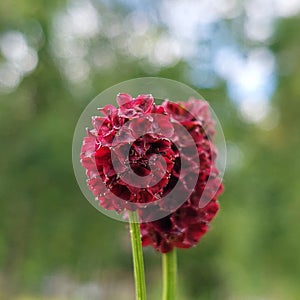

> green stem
[128,210,147,300]
[162,248,177,300]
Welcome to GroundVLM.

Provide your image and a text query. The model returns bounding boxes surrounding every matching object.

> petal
[116,93,133,106]
[98,104,117,117]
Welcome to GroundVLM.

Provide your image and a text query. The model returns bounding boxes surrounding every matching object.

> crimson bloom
[80,94,223,253]
[140,100,223,253]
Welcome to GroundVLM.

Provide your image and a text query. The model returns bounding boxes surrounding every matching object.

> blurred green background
[0,0,300,299]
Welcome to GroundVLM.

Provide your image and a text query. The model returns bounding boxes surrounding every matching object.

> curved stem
[128,210,147,300]
[162,248,177,300]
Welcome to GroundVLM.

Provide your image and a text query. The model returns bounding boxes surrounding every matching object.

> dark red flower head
[80,94,223,252]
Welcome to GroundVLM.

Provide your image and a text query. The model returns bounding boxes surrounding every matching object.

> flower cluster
[140,100,223,253]
[81,94,179,212]
[80,94,223,253]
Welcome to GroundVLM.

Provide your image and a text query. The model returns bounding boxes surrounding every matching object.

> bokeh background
[1,0,300,299]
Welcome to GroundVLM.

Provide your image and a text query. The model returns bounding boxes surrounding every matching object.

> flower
[140,99,223,253]
[80,93,223,251]
[81,94,179,212]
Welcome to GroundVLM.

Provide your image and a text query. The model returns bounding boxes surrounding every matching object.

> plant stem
[128,210,147,300]
[162,248,177,300]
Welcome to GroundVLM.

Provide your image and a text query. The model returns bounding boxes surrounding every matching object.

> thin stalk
[162,248,177,300]
[128,210,147,300]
